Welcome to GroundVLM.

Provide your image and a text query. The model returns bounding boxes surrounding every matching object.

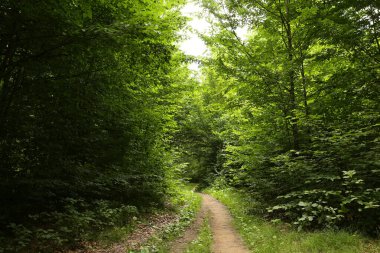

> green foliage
[185,218,212,253]
[193,0,380,236]
[132,186,202,253]
[206,187,380,253]
[261,125,380,233]
[1,199,140,252]
[1,0,379,250]
[0,0,187,251]
[172,71,225,186]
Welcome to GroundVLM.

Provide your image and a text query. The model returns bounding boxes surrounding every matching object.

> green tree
[198,0,380,235]
[0,0,186,250]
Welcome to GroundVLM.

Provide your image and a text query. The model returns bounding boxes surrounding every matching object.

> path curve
[170,193,250,253]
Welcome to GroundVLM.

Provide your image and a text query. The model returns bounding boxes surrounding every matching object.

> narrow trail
[169,197,208,253]
[170,193,250,253]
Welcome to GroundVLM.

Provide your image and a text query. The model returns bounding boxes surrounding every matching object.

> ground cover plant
[206,187,380,253]
[184,218,212,253]
[0,0,379,251]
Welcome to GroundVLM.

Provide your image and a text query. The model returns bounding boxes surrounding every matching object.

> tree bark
[284,0,299,150]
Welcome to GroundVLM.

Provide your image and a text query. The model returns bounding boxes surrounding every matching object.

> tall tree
[0,0,186,250]
[198,0,380,234]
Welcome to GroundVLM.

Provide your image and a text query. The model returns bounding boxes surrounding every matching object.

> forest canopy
[0,0,379,251]
[0,0,189,250]
[176,0,380,235]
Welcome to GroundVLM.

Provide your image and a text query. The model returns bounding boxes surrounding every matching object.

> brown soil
[169,196,208,253]
[170,193,250,253]
[67,193,250,253]
[66,212,178,253]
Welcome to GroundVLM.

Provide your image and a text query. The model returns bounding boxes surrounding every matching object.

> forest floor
[65,187,202,253]
[206,187,380,253]
[67,188,379,253]
[170,193,249,253]
[66,212,179,253]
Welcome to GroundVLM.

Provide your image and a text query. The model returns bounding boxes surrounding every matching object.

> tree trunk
[284,0,299,150]
[300,55,309,117]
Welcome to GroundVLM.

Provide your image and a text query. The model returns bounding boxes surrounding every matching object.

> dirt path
[169,197,208,253]
[170,193,250,253]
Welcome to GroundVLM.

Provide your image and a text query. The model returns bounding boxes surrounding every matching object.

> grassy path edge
[205,187,380,253]
[130,187,202,253]
[183,217,212,253]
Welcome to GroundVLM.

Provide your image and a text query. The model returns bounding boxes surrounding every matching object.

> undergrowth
[184,218,212,253]
[205,187,380,253]
[128,184,202,253]
[0,199,140,252]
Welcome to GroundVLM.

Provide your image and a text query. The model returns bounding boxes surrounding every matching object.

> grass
[184,218,213,253]
[94,226,135,246]
[129,184,202,252]
[205,187,380,253]
[80,183,202,253]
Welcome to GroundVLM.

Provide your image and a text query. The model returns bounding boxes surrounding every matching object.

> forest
[0,0,379,252]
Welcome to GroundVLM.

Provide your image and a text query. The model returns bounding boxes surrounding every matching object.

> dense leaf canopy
[177,0,379,235]
[0,0,379,251]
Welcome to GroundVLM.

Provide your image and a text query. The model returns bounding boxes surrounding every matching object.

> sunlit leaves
[194,0,380,236]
